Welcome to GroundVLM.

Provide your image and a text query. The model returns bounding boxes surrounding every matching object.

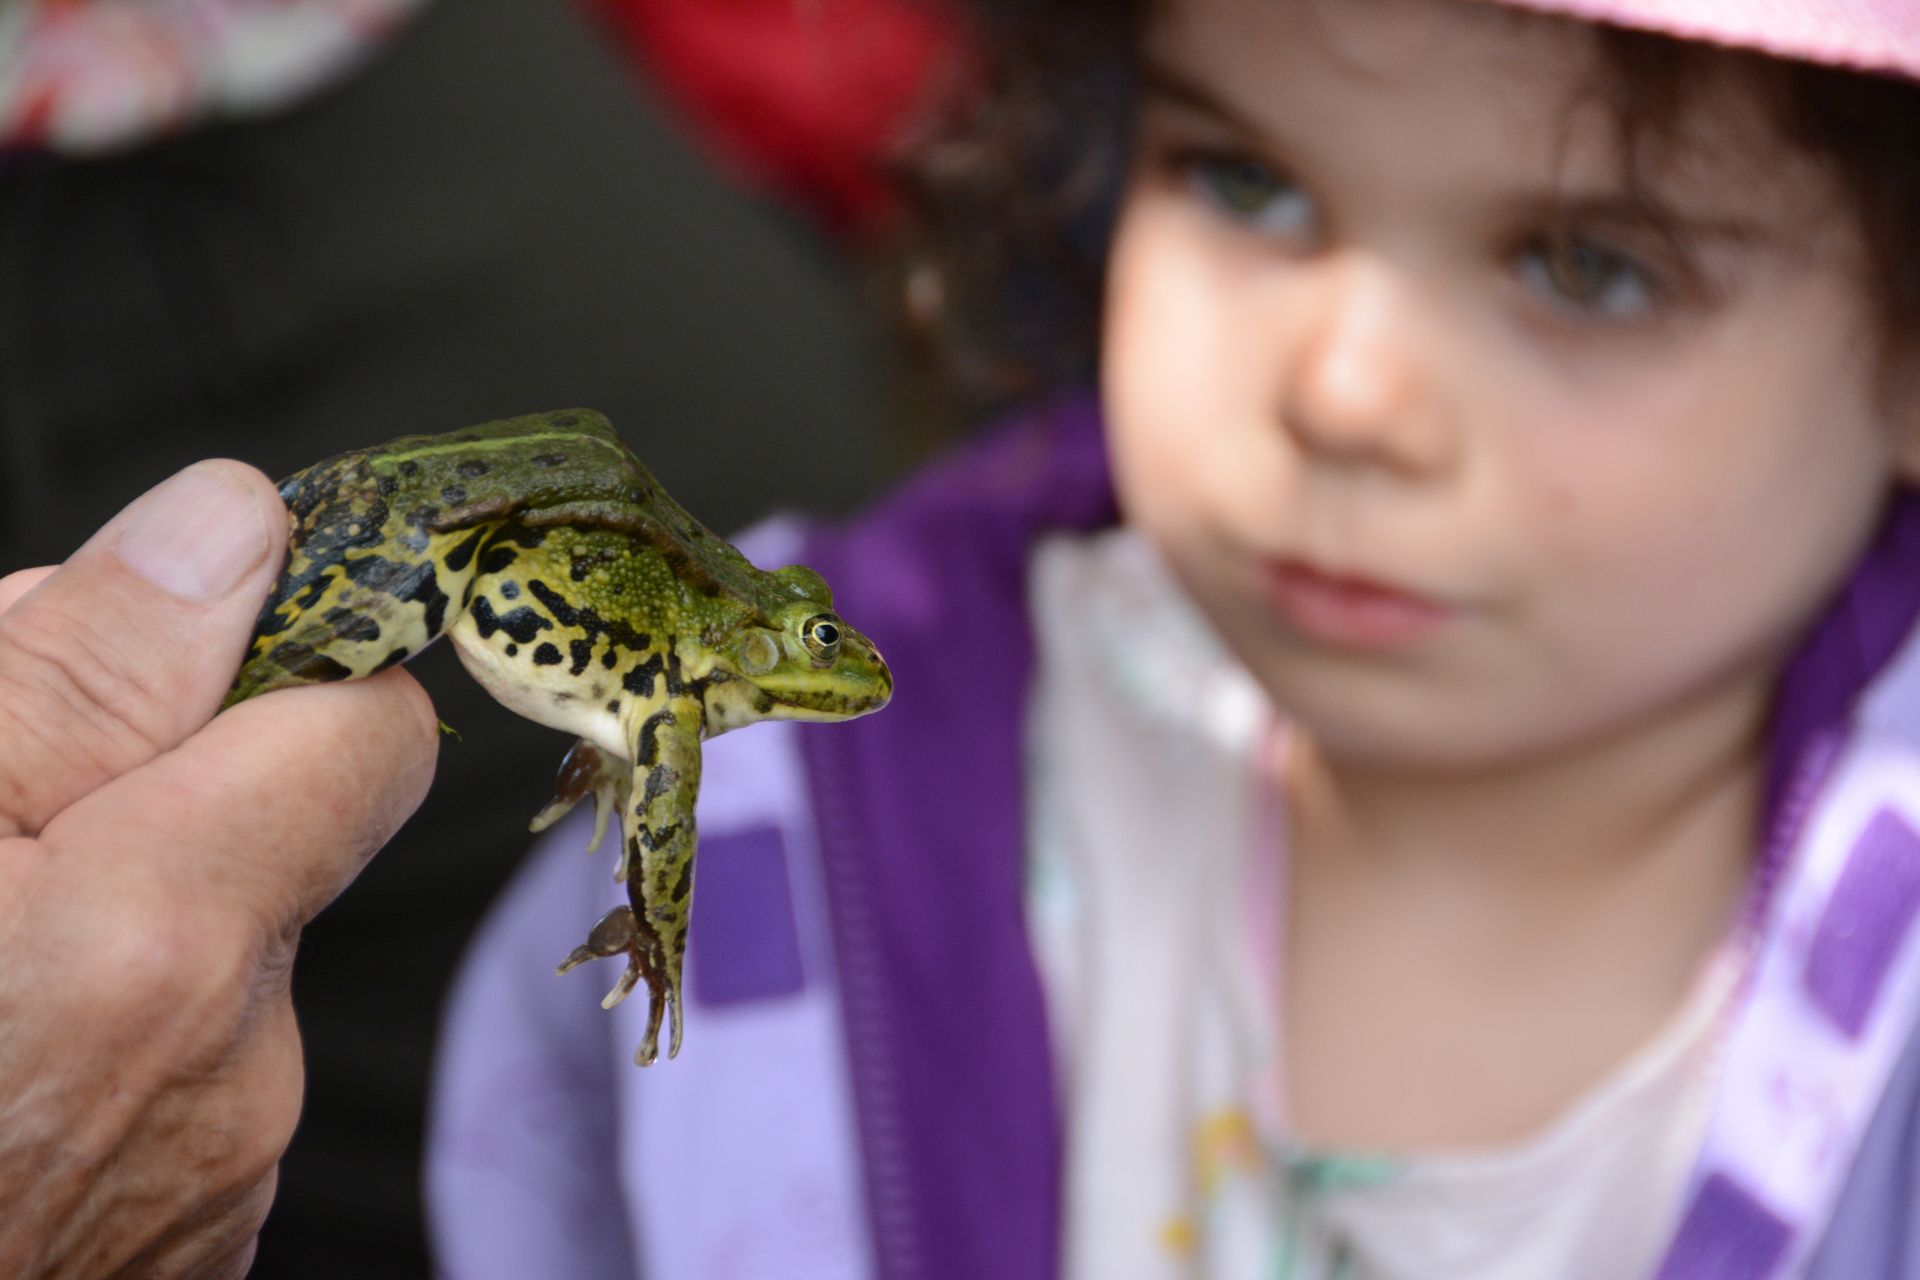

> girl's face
[1103,0,1920,771]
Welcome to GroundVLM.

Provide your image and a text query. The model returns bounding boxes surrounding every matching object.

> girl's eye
[1184,153,1315,239]
[1517,234,1658,321]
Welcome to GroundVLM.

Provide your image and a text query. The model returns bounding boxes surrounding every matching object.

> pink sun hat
[1480,0,1920,82]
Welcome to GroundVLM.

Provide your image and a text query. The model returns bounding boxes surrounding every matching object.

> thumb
[0,460,287,838]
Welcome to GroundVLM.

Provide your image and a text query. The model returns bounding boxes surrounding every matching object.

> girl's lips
[1260,558,1453,649]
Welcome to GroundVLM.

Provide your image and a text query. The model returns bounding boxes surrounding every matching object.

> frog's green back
[346,410,642,527]
[317,409,772,608]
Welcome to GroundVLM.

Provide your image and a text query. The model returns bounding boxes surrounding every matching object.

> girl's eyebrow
[1137,59,1282,145]
[1507,186,1772,250]
[1139,57,1771,248]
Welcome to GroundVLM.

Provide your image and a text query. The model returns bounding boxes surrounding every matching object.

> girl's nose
[1279,256,1456,477]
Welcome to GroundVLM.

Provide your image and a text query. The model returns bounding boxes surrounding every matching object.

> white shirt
[1026,527,1739,1280]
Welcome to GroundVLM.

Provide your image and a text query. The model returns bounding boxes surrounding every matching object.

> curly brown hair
[893,0,1144,412]
[896,0,1920,416]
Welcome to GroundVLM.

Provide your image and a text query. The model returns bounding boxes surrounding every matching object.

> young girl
[424,2,1920,1276]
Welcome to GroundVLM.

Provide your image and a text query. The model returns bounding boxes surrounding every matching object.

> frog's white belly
[448,615,631,761]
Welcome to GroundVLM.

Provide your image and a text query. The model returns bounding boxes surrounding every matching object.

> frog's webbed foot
[555,905,679,1066]
[529,738,628,864]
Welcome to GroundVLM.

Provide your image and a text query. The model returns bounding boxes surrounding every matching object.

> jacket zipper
[806,722,925,1280]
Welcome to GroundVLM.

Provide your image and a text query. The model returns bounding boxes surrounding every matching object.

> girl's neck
[1276,673,1770,1149]
[1285,673,1770,907]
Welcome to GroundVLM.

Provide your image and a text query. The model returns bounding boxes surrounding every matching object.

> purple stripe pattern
[690,825,807,1007]
[1804,808,1920,1040]
[801,393,1115,1280]
[1654,1173,1793,1280]
[1767,499,1920,856]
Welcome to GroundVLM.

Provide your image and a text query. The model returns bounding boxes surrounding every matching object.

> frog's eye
[802,615,843,662]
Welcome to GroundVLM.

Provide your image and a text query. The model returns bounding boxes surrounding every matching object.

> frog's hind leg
[554,695,703,1065]
[225,523,497,707]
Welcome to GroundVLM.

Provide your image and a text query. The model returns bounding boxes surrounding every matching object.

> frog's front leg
[529,737,627,861]
[555,694,703,1065]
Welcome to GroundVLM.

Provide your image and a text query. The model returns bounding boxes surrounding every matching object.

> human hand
[0,462,439,1279]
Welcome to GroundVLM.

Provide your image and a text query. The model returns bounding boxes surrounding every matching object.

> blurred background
[0,0,963,1273]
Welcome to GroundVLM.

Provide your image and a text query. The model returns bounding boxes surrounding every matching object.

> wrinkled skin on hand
[0,462,438,1280]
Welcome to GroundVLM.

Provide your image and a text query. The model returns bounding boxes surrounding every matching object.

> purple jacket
[427,395,1920,1279]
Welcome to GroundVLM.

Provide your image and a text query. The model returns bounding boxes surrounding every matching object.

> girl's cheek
[1102,199,1190,521]
[1104,193,1256,492]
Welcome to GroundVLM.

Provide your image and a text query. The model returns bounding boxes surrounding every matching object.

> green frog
[223,409,891,1065]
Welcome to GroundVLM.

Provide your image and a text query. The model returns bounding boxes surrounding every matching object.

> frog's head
[701,565,891,733]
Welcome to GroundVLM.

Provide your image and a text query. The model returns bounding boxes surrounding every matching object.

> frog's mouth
[769,653,893,721]
[705,644,892,731]
[769,676,893,721]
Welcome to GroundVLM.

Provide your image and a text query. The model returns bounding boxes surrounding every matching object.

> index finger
[42,667,439,938]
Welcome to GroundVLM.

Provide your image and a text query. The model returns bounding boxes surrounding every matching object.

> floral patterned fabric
[0,0,427,152]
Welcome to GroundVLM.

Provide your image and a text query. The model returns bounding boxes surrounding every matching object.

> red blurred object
[581,0,964,238]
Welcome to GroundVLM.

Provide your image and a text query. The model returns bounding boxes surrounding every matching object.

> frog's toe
[636,984,680,1067]
[556,905,640,992]
[555,905,677,1066]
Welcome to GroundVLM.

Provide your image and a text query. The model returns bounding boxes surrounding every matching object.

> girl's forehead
[1150,0,1582,73]
[1149,0,1628,131]
[1143,0,1839,231]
